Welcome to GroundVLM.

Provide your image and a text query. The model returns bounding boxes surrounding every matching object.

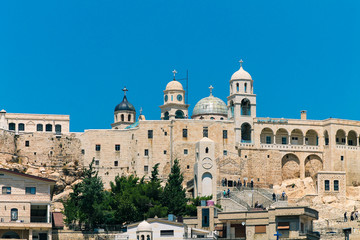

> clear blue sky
[0,1,359,132]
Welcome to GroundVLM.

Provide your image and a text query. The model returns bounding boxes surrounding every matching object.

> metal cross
[122,87,128,96]
[140,107,143,115]
[209,85,214,96]
[239,59,243,68]
[172,69,177,80]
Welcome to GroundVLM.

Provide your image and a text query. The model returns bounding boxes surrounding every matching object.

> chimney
[301,110,307,120]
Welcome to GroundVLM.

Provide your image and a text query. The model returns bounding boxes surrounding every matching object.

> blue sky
[0,1,359,132]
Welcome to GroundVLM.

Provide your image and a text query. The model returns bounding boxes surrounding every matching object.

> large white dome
[137,220,152,232]
[192,95,227,117]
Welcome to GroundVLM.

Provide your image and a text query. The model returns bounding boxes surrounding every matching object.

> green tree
[162,159,187,216]
[62,159,106,230]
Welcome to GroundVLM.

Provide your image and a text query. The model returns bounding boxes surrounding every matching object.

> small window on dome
[236,83,239,92]
[244,83,247,93]
[128,114,131,122]
[121,114,124,122]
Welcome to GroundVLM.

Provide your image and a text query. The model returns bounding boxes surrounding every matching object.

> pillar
[288,135,291,145]
[48,229,52,240]
[300,157,305,179]
[226,221,231,239]
[29,229,33,240]
[273,135,276,144]
[303,136,306,145]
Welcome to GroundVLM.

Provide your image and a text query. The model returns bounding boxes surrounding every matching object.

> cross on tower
[172,69,177,80]
[140,107,143,115]
[122,87,128,96]
[239,59,243,68]
[209,85,214,96]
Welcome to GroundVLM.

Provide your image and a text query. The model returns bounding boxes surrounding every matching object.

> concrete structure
[0,168,55,240]
[184,205,319,240]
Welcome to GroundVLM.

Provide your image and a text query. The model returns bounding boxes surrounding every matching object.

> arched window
[236,83,239,92]
[324,130,329,145]
[121,114,124,122]
[46,124,52,132]
[164,112,169,120]
[244,83,247,93]
[147,235,150,240]
[18,123,25,131]
[9,123,15,131]
[11,208,18,221]
[348,131,357,146]
[241,123,251,142]
[37,124,43,132]
[335,129,346,145]
[205,147,209,153]
[128,114,131,122]
[55,124,61,134]
[230,101,234,118]
[141,235,144,240]
[210,117,215,120]
[241,99,251,116]
[2,231,20,239]
[175,110,184,119]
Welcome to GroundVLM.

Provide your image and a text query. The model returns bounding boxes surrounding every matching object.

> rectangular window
[223,150,228,156]
[148,130,153,139]
[349,140,353,145]
[282,137,287,144]
[342,138,346,143]
[95,160,100,166]
[163,150,167,154]
[341,156,344,161]
[266,136,271,144]
[183,129,188,138]
[144,165,148,172]
[2,187,11,194]
[203,127,208,138]
[336,137,339,143]
[25,187,36,195]
[95,144,101,151]
[334,180,339,191]
[325,138,329,145]
[114,161,118,167]
[255,225,266,234]
[160,230,174,236]
[223,130,228,139]
[25,141,30,147]
[325,180,330,191]
[81,149,85,154]
[202,208,210,227]
[144,149,149,156]
[115,144,120,151]
[184,149,188,155]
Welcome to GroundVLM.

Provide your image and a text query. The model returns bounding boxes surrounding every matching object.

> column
[288,135,291,145]
[226,221,231,239]
[29,229,33,240]
[48,229,52,240]
[345,135,348,145]
[300,158,305,179]
[273,135,276,144]
[303,136,306,145]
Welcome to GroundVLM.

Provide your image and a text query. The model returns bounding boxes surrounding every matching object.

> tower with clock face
[159,70,189,120]
[194,137,217,202]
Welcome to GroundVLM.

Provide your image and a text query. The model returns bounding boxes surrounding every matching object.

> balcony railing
[0,215,51,224]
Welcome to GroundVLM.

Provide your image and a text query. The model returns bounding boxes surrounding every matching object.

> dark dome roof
[114,96,136,112]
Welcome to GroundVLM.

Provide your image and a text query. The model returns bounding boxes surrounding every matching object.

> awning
[52,212,64,229]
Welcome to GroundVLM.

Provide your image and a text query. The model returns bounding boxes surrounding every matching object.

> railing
[0,215,51,223]
[260,144,320,151]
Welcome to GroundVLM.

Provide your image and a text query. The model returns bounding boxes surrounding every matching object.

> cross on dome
[209,85,214,96]
[122,87,128,96]
[172,69,177,80]
[239,59,243,68]
[140,107,143,115]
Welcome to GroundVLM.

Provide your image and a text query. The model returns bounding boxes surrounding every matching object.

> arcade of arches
[281,153,323,181]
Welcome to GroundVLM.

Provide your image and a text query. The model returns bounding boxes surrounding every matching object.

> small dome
[192,95,227,117]
[166,80,183,91]
[114,96,136,112]
[231,66,252,80]
[137,220,152,232]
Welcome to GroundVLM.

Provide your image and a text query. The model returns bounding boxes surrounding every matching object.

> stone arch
[324,130,329,145]
[164,112,169,120]
[305,154,323,180]
[2,231,20,239]
[175,110,184,119]
[241,98,251,116]
[290,129,303,145]
[241,123,251,142]
[282,154,300,180]
[202,172,213,196]
[335,129,346,145]
[276,128,288,145]
[305,129,318,146]
[260,128,274,144]
[348,130,357,146]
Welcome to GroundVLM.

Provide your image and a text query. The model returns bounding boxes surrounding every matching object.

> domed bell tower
[111,87,136,129]
[227,60,257,143]
[160,70,189,120]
